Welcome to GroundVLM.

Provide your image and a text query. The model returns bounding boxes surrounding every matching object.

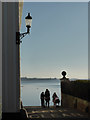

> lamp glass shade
[25,13,32,27]
[25,19,32,27]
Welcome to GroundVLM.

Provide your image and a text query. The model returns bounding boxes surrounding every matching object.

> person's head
[54,92,57,96]
[46,89,48,91]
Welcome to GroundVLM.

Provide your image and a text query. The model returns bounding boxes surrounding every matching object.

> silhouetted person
[40,92,45,107]
[52,92,57,105]
[45,89,50,108]
[52,92,60,106]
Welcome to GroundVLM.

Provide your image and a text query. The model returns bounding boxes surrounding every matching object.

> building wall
[1,1,23,114]
[19,2,23,29]
[0,1,2,103]
[0,1,2,119]
[2,2,20,113]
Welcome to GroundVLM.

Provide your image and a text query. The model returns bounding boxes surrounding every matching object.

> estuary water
[21,78,61,106]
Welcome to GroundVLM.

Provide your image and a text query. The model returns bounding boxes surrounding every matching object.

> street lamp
[16,13,32,44]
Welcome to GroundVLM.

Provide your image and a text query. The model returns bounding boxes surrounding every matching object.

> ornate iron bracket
[16,32,29,45]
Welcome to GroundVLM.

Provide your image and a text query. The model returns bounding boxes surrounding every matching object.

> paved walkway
[24,106,89,120]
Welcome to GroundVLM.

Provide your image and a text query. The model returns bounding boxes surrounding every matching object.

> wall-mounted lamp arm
[16,32,29,45]
[16,13,32,45]
[20,32,29,40]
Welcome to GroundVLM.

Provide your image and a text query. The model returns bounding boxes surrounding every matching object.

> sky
[20,2,88,79]
[1,0,89,2]
[23,0,89,2]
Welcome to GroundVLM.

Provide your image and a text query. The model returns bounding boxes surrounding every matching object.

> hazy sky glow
[23,0,89,2]
[20,2,88,79]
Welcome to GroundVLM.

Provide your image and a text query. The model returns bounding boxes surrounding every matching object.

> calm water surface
[21,79,61,106]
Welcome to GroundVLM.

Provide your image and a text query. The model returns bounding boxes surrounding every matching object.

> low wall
[62,93,90,114]
[61,80,90,114]
[61,80,89,101]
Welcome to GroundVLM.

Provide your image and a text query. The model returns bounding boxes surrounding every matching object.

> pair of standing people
[40,89,50,108]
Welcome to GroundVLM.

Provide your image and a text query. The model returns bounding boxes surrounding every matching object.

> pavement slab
[24,106,89,120]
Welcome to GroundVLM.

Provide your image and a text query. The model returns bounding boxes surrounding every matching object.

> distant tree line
[21,77,57,80]
[61,80,90,101]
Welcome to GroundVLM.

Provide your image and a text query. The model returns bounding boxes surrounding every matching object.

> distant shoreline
[21,77,89,81]
[21,78,58,81]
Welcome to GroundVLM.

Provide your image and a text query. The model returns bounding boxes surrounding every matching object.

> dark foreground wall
[61,80,90,113]
[61,80,90,101]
